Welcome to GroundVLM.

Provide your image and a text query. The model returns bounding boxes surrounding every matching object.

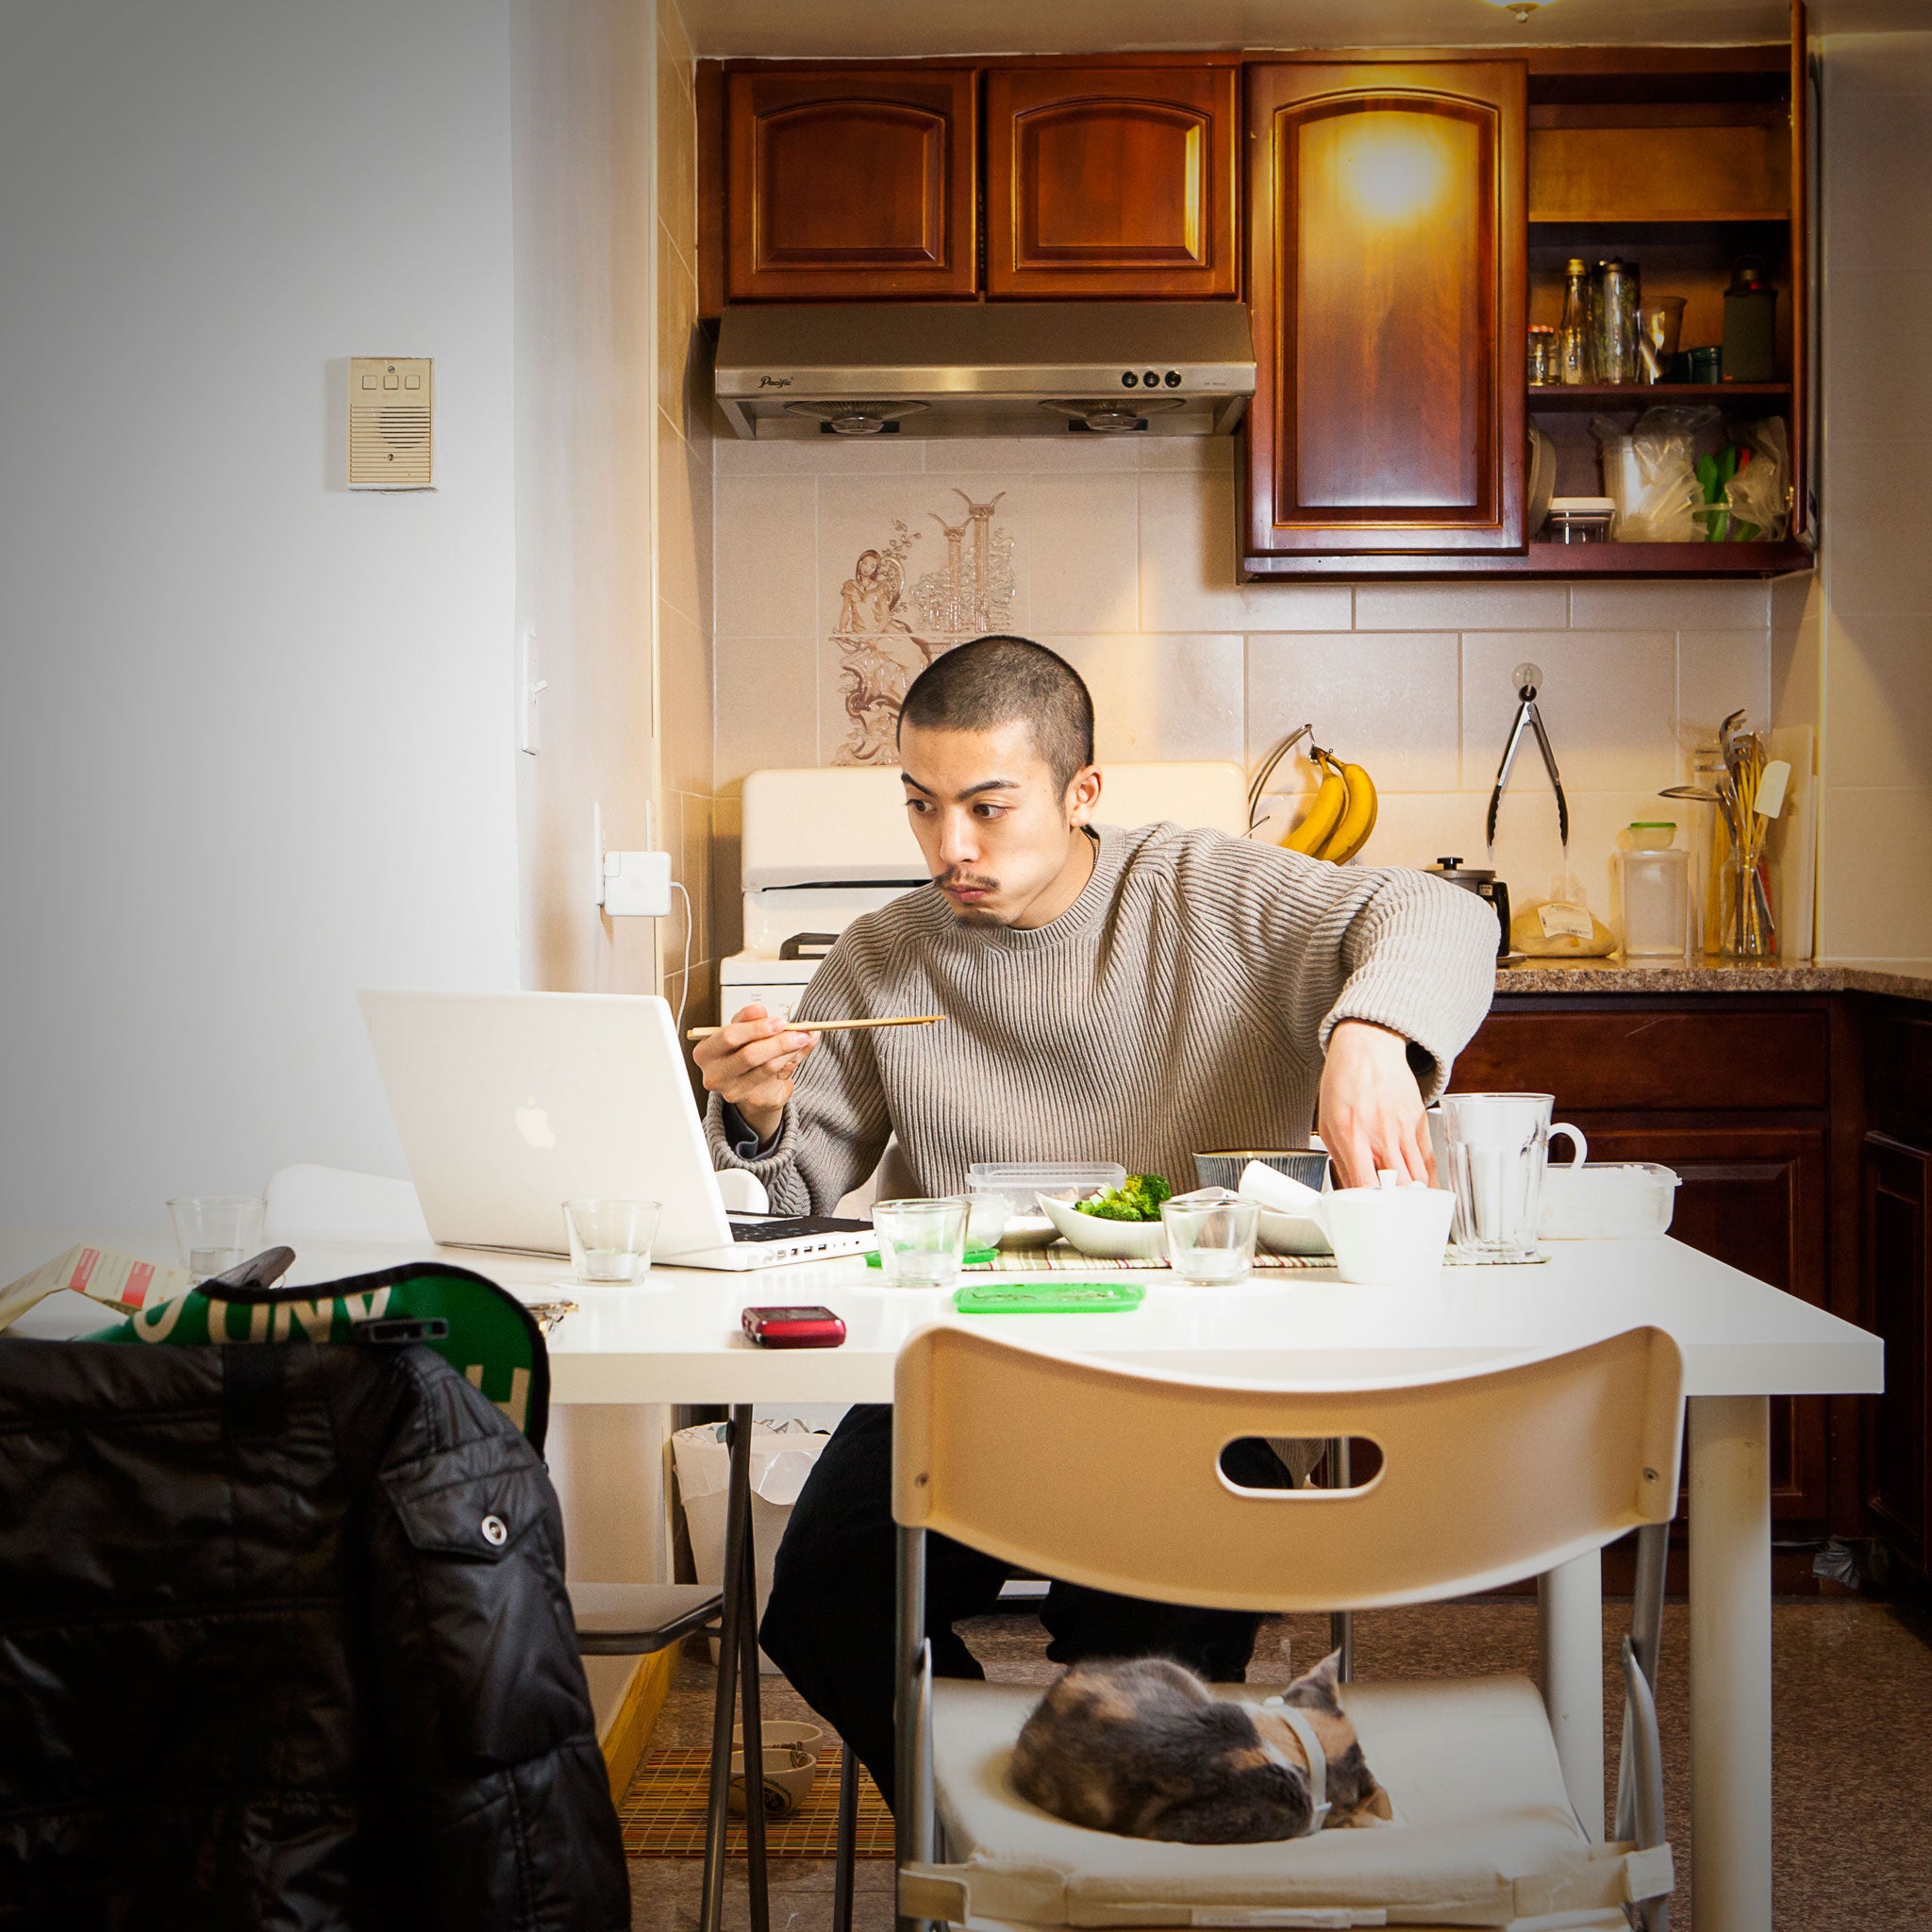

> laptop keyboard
[728,1214,872,1244]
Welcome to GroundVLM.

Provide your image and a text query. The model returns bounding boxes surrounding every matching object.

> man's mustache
[936,869,999,892]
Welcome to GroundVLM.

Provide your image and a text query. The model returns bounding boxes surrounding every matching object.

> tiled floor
[626,1595,1932,1932]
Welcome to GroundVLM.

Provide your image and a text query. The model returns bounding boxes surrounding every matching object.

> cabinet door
[725,68,977,300]
[1245,61,1526,556]
[1865,1133,1932,1574]
[985,66,1239,298]
[1580,1123,1830,1524]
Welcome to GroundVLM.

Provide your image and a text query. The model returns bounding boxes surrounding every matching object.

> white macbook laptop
[358,989,875,1270]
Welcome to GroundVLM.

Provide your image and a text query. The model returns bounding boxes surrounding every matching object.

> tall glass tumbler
[1439,1094,1588,1262]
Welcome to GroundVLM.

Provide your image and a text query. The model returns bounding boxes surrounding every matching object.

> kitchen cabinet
[1860,1003,1932,1581]
[1243,59,1527,560]
[722,67,977,301]
[1864,1134,1932,1575]
[983,65,1240,298]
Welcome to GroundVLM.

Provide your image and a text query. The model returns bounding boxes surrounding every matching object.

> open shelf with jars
[1519,34,1809,577]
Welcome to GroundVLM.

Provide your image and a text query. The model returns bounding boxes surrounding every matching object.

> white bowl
[1256,1205,1332,1257]
[1319,1186,1456,1287]
[1039,1191,1167,1261]
[728,1720,823,1817]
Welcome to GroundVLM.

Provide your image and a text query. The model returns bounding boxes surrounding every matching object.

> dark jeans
[758,1403,1288,1804]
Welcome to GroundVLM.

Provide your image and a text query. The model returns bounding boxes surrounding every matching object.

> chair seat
[568,1580,722,1655]
[904,1674,1670,1930]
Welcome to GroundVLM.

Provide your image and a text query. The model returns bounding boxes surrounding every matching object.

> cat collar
[1260,1698,1330,1835]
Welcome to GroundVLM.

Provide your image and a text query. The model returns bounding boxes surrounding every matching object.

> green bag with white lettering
[81,1259,551,1450]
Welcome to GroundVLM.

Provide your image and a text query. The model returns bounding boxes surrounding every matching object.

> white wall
[0,0,522,1227]
[511,0,663,999]
[1811,30,1932,961]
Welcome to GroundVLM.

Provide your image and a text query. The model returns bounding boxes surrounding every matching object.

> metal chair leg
[701,1406,753,1932]
[833,1745,858,1932]
[895,1524,930,1932]
[1326,1437,1355,1681]
[1616,1522,1671,1846]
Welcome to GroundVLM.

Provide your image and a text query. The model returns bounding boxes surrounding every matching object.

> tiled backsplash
[712,434,1778,953]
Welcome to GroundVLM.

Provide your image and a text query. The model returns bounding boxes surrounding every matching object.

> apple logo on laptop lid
[515,1096,558,1152]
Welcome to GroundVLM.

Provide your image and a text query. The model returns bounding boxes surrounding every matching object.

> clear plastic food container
[1538,1162,1680,1240]
[968,1162,1126,1250]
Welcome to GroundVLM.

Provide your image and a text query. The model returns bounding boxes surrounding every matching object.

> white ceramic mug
[1437,1093,1587,1262]
[1314,1180,1456,1287]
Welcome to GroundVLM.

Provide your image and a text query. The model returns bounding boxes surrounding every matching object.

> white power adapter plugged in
[601,850,673,918]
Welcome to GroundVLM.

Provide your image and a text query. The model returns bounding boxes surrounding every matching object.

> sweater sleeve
[1179,833,1497,1101]
[703,941,894,1216]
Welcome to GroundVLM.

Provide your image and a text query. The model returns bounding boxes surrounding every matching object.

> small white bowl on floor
[1038,1192,1167,1261]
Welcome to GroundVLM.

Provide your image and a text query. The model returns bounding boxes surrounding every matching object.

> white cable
[669,879,693,1036]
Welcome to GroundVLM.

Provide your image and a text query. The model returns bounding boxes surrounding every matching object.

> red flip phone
[741,1306,846,1349]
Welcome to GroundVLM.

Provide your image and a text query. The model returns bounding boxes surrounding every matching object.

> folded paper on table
[0,1244,196,1335]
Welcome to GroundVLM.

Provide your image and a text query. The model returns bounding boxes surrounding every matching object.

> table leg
[738,1443,770,1932]
[1538,1548,1605,1840]
[1689,1394,1772,1932]
[701,1405,754,1932]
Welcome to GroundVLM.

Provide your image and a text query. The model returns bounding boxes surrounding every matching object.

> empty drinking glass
[871,1197,970,1288]
[1160,1191,1260,1285]
[168,1195,267,1280]
[563,1198,661,1283]
[1438,1094,1588,1262]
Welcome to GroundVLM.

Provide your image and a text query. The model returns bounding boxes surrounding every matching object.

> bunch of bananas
[1280,747,1378,864]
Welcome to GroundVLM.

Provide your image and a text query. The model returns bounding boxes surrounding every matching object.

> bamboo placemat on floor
[620,1748,894,1859]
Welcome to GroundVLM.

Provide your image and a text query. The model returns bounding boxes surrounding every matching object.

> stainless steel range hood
[713,302,1255,441]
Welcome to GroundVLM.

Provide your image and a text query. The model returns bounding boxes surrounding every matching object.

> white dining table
[5,1227,1883,1932]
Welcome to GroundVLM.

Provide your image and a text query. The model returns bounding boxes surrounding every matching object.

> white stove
[720,762,1251,1020]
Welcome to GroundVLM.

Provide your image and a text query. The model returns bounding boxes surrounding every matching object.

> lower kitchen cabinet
[1863,1133,1932,1574]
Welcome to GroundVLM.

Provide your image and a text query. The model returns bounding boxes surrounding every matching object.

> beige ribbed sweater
[707,823,1498,1216]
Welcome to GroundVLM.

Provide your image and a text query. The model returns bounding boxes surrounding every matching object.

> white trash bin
[672,1416,831,1674]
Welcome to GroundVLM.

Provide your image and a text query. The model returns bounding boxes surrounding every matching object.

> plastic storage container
[1539,1162,1680,1240]
[968,1161,1125,1250]
[1614,842,1690,958]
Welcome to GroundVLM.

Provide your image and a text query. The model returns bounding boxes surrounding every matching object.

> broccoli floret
[1074,1174,1173,1223]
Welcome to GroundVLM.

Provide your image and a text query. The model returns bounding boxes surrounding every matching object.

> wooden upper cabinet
[1245,60,1527,558]
[984,66,1239,298]
[724,68,977,301]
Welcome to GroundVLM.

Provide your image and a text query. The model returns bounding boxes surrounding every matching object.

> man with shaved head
[694,633,1496,1804]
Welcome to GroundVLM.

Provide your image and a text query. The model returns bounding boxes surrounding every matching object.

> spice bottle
[1557,258,1594,385]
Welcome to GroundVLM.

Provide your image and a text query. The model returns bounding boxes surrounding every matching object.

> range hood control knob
[1164,370,1182,387]
[1142,370,1160,388]
[1120,371,1139,387]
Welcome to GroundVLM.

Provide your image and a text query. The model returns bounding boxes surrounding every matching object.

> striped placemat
[965,1247,1330,1273]
[620,1746,892,1859]
[958,1246,1549,1273]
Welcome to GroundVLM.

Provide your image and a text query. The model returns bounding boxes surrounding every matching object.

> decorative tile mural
[830,488,1015,764]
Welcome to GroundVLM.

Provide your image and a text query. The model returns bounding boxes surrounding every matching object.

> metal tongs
[1486,660,1569,848]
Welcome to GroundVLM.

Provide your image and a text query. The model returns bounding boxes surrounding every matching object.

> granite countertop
[1492,957,1932,1001]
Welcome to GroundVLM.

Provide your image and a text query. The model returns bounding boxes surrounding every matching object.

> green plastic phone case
[952,1281,1146,1315]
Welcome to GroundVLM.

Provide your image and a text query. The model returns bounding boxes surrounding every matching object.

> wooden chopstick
[684,1015,945,1041]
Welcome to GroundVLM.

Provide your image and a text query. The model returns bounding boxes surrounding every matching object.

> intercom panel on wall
[347,357,433,489]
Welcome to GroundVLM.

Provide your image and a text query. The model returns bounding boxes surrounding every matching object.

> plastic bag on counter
[1592,407,1719,541]
[1510,871,1618,958]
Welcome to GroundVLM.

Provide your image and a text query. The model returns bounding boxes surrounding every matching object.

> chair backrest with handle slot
[892,1325,1683,1611]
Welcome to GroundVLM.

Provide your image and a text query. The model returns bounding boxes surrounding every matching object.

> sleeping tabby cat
[1010,1650,1391,1844]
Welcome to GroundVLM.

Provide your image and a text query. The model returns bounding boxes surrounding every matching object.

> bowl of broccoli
[1040,1174,1173,1260]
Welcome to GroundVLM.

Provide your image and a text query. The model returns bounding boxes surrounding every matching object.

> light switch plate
[348,357,434,489]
